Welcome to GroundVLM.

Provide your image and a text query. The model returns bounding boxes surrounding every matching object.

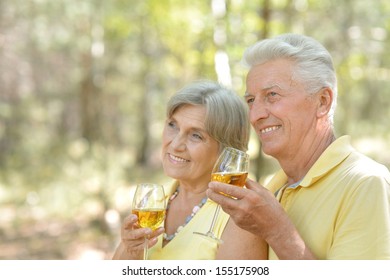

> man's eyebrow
[244,84,283,97]
[263,84,284,90]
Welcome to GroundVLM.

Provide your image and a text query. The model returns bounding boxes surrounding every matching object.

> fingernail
[129,215,137,222]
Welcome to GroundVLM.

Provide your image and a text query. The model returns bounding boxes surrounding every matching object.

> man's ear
[317,87,333,118]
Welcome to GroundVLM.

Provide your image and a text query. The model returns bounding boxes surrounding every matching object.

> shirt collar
[266,135,354,192]
[300,135,353,187]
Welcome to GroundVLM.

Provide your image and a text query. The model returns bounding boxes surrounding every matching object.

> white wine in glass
[193,147,249,243]
[132,183,166,260]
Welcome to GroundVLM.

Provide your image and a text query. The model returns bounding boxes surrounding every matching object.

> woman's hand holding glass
[120,213,164,259]
[120,183,166,260]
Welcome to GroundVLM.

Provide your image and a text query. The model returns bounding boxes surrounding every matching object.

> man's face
[244,58,320,161]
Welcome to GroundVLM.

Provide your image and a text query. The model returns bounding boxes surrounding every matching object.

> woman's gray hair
[167,80,250,152]
[242,33,337,125]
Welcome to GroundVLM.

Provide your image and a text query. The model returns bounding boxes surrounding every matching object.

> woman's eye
[189,131,204,141]
[167,121,175,127]
[166,121,178,131]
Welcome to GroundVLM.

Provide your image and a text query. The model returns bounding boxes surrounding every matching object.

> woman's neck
[176,180,208,200]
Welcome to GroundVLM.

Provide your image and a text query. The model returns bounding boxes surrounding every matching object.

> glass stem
[207,204,221,234]
[143,237,149,260]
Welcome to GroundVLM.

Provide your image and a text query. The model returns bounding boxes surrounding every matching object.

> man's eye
[268,91,278,97]
[246,97,254,104]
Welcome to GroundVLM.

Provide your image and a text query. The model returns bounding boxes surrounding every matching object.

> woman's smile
[168,153,190,163]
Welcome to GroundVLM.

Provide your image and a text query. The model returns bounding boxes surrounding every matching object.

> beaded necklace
[163,187,208,241]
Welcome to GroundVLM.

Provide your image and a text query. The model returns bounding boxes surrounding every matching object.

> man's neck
[280,128,335,185]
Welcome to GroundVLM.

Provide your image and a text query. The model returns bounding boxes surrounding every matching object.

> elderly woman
[113,80,267,260]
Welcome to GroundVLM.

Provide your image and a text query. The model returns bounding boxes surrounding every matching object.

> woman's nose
[171,133,186,151]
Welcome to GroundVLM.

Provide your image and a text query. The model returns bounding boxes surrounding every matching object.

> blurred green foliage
[0,0,389,259]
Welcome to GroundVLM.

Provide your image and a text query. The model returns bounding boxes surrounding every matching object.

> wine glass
[132,183,166,260]
[193,147,249,244]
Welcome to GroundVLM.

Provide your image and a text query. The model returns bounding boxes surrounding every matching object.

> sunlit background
[0,0,389,259]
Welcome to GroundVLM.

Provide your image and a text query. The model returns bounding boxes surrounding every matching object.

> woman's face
[161,104,220,186]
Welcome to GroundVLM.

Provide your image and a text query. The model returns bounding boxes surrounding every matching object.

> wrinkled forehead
[245,60,296,94]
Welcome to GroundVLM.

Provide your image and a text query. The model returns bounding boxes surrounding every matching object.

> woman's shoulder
[162,179,179,198]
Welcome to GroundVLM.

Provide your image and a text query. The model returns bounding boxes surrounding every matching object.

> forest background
[0,0,389,260]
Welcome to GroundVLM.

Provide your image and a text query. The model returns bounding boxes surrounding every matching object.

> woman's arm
[216,218,268,260]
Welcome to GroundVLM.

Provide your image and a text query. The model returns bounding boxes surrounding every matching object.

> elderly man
[207,33,390,259]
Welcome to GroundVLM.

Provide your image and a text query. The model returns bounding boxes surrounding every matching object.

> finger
[147,236,160,248]
[127,230,163,252]
[123,227,152,241]
[206,186,237,207]
[245,178,264,193]
[143,228,164,248]
[132,227,164,241]
[124,237,145,249]
[245,179,270,197]
[122,231,147,252]
[149,227,165,239]
[125,240,146,253]
[123,214,138,229]
[208,181,246,200]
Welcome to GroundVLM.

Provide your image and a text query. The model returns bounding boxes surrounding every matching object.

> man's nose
[249,99,269,123]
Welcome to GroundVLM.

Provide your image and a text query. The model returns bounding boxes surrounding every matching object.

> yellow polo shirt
[266,135,390,259]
